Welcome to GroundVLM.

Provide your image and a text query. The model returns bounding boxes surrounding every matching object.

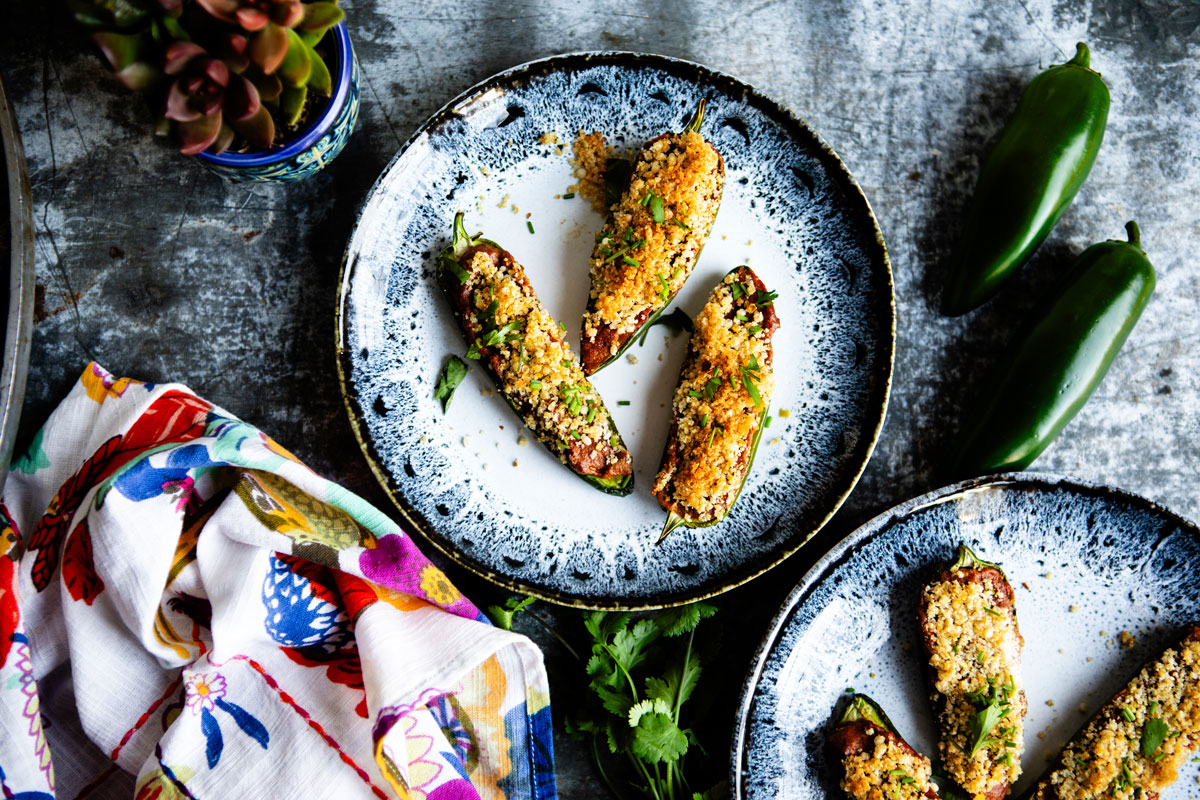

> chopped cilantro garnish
[983,607,1004,617]
[433,355,468,412]
[707,422,722,448]
[586,405,597,423]
[561,359,571,367]
[656,273,670,302]
[700,414,708,427]
[741,355,764,409]
[529,380,542,390]
[1142,717,1170,758]
[570,430,581,439]
[670,218,690,229]
[730,282,744,300]
[465,341,482,360]
[748,324,762,336]
[688,390,702,398]
[735,311,748,321]
[563,192,575,199]
[649,193,665,224]
[756,288,779,307]
[623,255,640,267]
[617,400,631,406]
[1121,707,1135,723]
[558,320,566,331]
[527,220,535,234]
[441,255,469,284]
[765,415,772,428]
[703,370,722,401]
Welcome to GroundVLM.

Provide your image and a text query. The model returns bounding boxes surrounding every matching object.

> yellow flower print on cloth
[81,363,139,404]
[419,564,462,607]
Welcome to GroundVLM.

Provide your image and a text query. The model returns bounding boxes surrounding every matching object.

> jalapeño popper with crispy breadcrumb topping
[438,212,633,495]
[827,694,942,800]
[919,546,1026,800]
[1029,625,1200,800]
[580,100,725,375]
[652,266,778,541]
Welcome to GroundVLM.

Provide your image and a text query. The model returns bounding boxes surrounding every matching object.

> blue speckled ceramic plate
[732,474,1200,798]
[336,52,893,609]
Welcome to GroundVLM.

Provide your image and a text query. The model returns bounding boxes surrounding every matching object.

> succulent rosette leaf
[77,0,343,156]
[163,41,274,155]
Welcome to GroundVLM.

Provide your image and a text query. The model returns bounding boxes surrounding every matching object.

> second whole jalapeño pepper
[942,43,1110,316]
[952,222,1156,476]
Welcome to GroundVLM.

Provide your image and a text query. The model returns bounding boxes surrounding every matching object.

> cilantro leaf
[656,602,718,637]
[433,355,469,412]
[631,712,688,764]
[648,193,665,224]
[967,701,1010,758]
[611,618,660,673]
[1142,717,1170,758]
[439,253,469,284]
[484,594,534,630]
[628,698,671,727]
[604,157,634,208]
[637,307,694,347]
[594,683,634,718]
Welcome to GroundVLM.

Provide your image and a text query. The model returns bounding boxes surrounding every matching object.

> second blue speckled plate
[733,474,1200,798]
[337,52,894,609]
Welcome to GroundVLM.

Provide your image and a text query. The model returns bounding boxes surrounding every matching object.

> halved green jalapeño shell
[837,693,898,732]
[658,401,769,543]
[589,98,720,375]
[439,212,633,496]
[657,265,770,542]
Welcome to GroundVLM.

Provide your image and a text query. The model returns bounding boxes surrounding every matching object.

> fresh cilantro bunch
[484,596,723,800]
[565,603,720,800]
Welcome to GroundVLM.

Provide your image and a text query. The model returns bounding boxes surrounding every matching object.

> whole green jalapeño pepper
[952,222,1155,476]
[942,43,1110,316]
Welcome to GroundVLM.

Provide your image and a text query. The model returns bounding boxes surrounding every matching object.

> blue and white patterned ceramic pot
[195,23,359,183]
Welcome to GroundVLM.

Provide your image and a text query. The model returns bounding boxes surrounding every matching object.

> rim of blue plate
[729,471,1200,798]
[195,22,352,168]
[335,50,896,610]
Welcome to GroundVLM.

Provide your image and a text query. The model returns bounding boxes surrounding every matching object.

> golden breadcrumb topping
[463,250,624,465]
[571,130,612,213]
[652,270,773,520]
[582,131,723,350]
[923,575,1025,798]
[1037,637,1200,800]
[841,730,936,800]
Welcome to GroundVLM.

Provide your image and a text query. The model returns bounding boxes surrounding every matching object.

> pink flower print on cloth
[183,670,269,769]
[184,672,227,715]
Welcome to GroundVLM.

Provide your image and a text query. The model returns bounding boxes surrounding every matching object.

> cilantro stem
[525,610,584,663]
[591,733,626,800]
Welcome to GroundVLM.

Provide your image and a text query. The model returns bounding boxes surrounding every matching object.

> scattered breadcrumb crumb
[1119,630,1137,649]
[517,436,528,447]
[571,131,612,213]
[1069,605,1078,612]
[779,409,790,417]
[512,460,519,467]
[627,354,639,365]
[538,132,559,145]
[1046,699,1055,707]
[461,435,471,446]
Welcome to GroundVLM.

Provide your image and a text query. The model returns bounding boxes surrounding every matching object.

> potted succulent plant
[71,0,360,182]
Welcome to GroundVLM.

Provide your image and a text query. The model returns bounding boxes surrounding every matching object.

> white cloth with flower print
[0,364,557,800]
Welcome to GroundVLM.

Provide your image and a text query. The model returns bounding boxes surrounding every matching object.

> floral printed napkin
[0,364,556,800]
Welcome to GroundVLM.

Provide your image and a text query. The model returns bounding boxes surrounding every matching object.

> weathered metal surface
[3,1,1197,795]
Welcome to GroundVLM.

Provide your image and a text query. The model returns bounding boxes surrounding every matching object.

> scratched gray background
[4,0,1199,796]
